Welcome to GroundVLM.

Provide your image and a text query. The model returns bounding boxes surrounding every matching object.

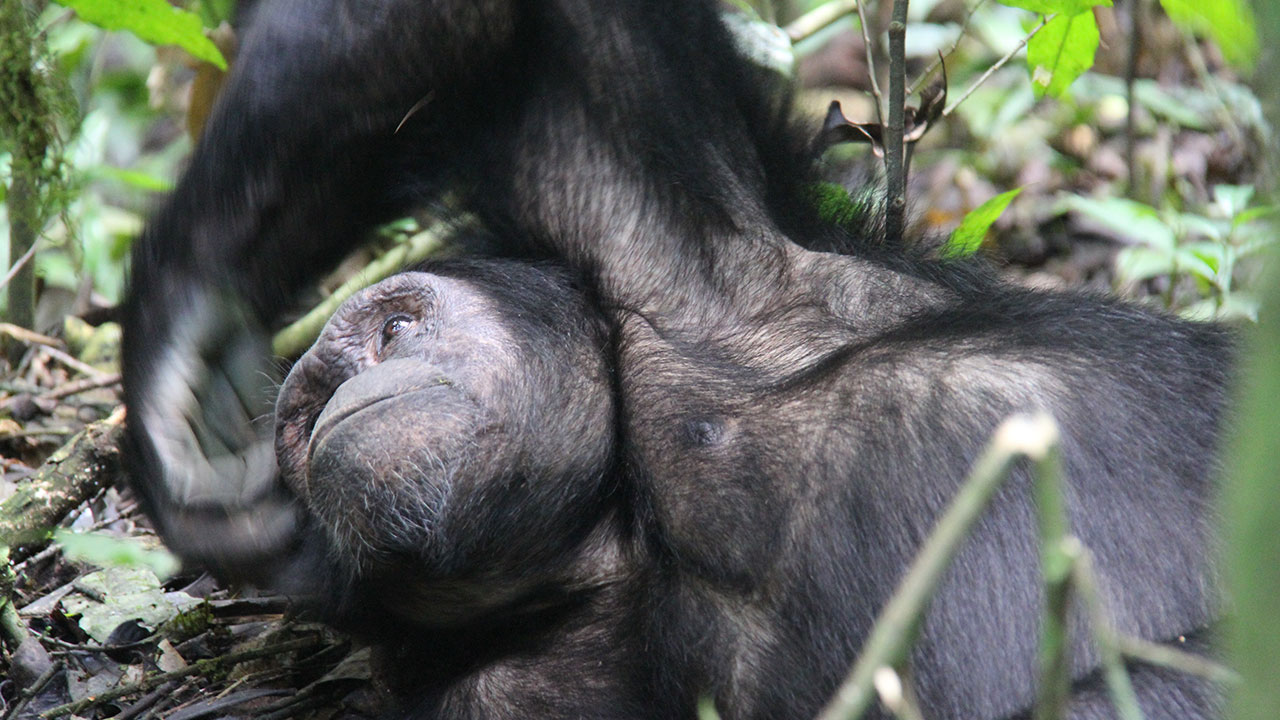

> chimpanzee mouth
[307,382,461,459]
[308,395,393,452]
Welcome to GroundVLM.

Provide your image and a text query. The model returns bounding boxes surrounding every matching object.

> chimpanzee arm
[121,0,518,575]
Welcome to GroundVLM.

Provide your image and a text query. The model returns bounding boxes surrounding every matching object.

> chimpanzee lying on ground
[120,0,1234,718]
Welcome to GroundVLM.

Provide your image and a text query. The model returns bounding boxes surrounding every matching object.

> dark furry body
[120,0,1233,718]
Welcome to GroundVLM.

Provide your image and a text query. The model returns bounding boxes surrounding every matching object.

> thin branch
[907,0,987,97]
[43,372,121,401]
[856,0,884,126]
[0,323,58,347]
[1115,635,1240,686]
[883,0,910,243]
[815,414,1060,720]
[37,344,111,381]
[1071,551,1144,720]
[0,240,38,292]
[1124,0,1145,198]
[786,0,859,45]
[944,15,1050,116]
[38,636,325,718]
[1032,438,1073,720]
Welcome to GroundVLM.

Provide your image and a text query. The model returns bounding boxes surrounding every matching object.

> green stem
[816,414,1060,720]
[1032,439,1072,720]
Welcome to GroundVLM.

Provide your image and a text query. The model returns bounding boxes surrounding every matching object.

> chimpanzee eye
[380,313,415,349]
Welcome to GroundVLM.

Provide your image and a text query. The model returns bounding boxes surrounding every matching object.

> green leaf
[1027,11,1100,98]
[60,566,199,643]
[1218,293,1261,323]
[56,0,226,70]
[1175,243,1222,281]
[1211,184,1254,218]
[1234,205,1279,228]
[1175,213,1226,242]
[1058,195,1177,250]
[1159,0,1257,69]
[91,165,174,192]
[996,0,1110,17]
[56,529,181,578]
[1236,232,1279,260]
[1115,245,1176,284]
[945,188,1022,257]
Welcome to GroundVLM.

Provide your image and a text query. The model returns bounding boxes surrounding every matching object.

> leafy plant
[945,187,1023,257]
[55,0,226,69]
[1059,186,1277,321]
[993,0,1256,100]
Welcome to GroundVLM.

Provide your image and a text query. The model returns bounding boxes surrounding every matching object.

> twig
[856,0,884,126]
[43,372,121,400]
[1115,635,1240,686]
[1,659,62,720]
[883,0,910,243]
[1179,28,1246,148]
[255,694,331,720]
[944,15,1050,116]
[37,344,110,381]
[786,0,859,44]
[0,241,38,293]
[907,0,987,96]
[0,323,58,347]
[1071,551,1144,720]
[1032,437,1073,720]
[0,427,78,441]
[38,636,325,718]
[165,688,292,720]
[113,681,180,720]
[1124,0,1145,199]
[272,224,447,357]
[815,414,1060,720]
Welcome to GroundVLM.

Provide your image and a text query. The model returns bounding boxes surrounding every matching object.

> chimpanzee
[119,0,1234,718]
[273,260,651,716]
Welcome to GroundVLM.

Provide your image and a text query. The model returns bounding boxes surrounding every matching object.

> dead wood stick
[0,409,124,560]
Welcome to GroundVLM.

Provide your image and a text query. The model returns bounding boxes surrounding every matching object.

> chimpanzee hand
[121,282,303,583]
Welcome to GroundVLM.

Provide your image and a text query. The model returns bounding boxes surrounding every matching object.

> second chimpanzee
[120,0,1234,718]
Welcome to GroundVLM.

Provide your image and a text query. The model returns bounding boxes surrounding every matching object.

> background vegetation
[0,0,1275,718]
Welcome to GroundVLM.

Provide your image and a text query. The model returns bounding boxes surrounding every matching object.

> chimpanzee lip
[307,383,459,458]
[309,395,392,452]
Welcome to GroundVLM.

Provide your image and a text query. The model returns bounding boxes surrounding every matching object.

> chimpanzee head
[274,259,616,624]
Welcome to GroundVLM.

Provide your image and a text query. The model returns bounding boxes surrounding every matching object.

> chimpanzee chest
[612,313,796,585]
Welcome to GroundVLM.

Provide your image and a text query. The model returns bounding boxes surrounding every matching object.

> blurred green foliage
[1059,188,1276,320]
[2,4,195,324]
[56,0,226,69]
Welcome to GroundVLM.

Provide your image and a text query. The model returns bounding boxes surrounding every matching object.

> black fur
[120,1,1233,718]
